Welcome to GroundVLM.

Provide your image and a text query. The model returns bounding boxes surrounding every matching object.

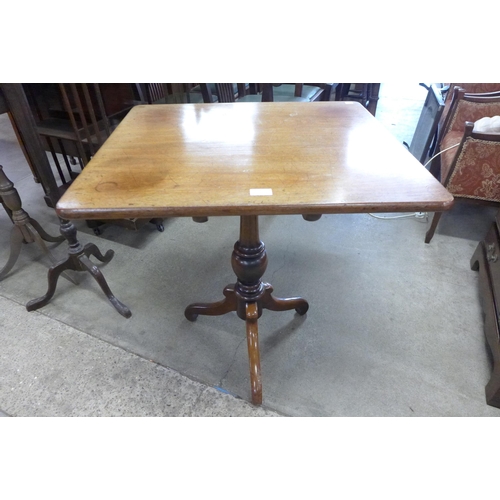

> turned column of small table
[55,102,453,404]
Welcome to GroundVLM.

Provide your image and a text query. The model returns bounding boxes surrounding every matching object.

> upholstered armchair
[434,84,500,156]
[425,93,500,242]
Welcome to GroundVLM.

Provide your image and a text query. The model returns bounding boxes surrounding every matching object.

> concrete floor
[1,83,499,417]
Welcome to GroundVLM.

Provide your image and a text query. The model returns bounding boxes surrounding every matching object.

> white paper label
[250,188,273,196]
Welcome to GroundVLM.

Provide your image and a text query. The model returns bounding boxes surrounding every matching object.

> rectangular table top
[56,102,453,220]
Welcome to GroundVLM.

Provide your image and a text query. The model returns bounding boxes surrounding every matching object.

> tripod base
[26,220,131,318]
[184,215,308,405]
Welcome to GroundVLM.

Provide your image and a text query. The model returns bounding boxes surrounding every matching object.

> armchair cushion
[447,137,500,202]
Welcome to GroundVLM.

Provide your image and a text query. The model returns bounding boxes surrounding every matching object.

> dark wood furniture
[199,84,334,104]
[471,210,500,408]
[426,89,500,243]
[335,83,381,115]
[55,101,453,405]
[0,165,66,280]
[0,83,130,317]
[261,84,334,102]
[25,83,164,235]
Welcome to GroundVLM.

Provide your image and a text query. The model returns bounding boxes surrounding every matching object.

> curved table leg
[28,218,64,243]
[26,219,131,318]
[0,227,24,280]
[27,222,78,285]
[79,254,132,318]
[260,283,309,315]
[26,257,70,311]
[185,285,237,321]
[245,302,262,405]
[27,222,59,265]
[83,242,114,263]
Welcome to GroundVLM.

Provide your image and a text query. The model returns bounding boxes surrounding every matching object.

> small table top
[55,102,453,220]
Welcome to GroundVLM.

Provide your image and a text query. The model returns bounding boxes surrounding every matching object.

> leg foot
[26,257,70,311]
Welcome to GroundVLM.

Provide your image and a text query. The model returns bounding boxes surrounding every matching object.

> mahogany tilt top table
[56,102,454,404]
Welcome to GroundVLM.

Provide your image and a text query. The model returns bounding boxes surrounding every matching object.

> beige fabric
[473,116,500,134]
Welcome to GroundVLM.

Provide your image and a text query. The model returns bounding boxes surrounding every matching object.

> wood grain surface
[56,102,454,220]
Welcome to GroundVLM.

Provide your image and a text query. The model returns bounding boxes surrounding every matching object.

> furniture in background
[335,83,381,115]
[136,83,205,104]
[199,83,261,103]
[55,101,453,405]
[199,84,335,103]
[0,83,130,317]
[407,84,445,165]
[0,164,66,280]
[26,83,164,234]
[426,88,500,243]
[262,84,334,102]
[438,84,500,132]
[471,209,500,409]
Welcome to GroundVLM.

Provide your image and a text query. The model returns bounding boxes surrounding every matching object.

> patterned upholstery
[447,135,500,201]
[435,89,500,181]
[448,100,500,134]
[437,84,500,146]
[425,88,500,243]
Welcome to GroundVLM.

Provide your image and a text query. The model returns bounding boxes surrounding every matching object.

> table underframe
[184,215,309,405]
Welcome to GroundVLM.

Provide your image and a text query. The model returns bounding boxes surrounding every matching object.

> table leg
[245,301,262,405]
[184,215,308,404]
[26,219,132,318]
[0,226,24,280]
[0,164,69,281]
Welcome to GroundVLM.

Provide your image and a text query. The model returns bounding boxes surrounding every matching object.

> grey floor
[1,83,498,417]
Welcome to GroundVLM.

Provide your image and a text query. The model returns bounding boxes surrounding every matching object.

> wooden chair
[335,83,381,115]
[32,83,112,186]
[435,84,500,151]
[262,84,335,102]
[32,84,163,234]
[136,83,202,104]
[425,105,500,242]
[199,83,334,103]
[197,84,260,103]
[430,87,500,179]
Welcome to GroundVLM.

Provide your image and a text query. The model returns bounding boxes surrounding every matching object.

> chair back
[438,85,500,144]
[58,83,111,165]
[136,83,191,104]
